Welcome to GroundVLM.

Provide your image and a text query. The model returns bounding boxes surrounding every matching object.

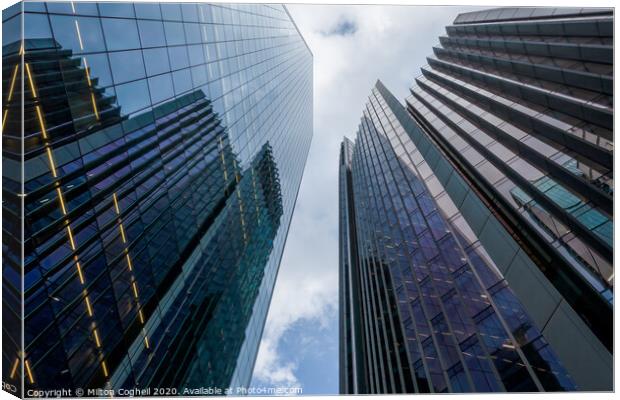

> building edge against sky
[2,2,312,396]
[339,7,612,393]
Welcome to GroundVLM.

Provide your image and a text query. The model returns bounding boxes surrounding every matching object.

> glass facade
[406,7,612,390]
[339,6,614,394]
[339,81,576,394]
[2,1,312,396]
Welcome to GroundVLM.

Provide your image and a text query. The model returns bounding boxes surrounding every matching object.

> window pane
[73,2,99,16]
[25,13,52,40]
[172,69,192,95]
[181,3,199,22]
[160,3,182,21]
[143,48,170,76]
[148,74,174,104]
[50,15,106,53]
[98,3,135,18]
[164,22,185,46]
[184,23,201,44]
[137,20,166,48]
[191,65,207,87]
[115,80,151,115]
[81,53,113,88]
[3,15,20,48]
[168,46,189,71]
[109,50,146,84]
[188,44,205,66]
[101,18,140,51]
[135,3,162,20]
[45,2,74,14]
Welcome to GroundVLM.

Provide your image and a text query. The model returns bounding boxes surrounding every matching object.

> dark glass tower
[340,7,612,393]
[2,2,312,396]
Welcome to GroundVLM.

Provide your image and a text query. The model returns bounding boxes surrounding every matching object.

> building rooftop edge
[453,7,613,25]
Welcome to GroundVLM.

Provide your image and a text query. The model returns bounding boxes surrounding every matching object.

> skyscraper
[339,7,612,393]
[2,2,312,396]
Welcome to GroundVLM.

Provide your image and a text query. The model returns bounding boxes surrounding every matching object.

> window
[143,48,171,76]
[168,46,189,70]
[188,44,205,66]
[50,15,106,53]
[101,18,140,51]
[191,65,208,87]
[181,3,199,22]
[2,15,20,48]
[115,80,151,115]
[164,21,185,46]
[98,3,135,18]
[135,3,162,20]
[138,20,166,48]
[172,69,192,95]
[45,2,96,15]
[184,23,202,44]
[24,13,53,40]
[109,50,146,85]
[148,74,174,104]
[81,53,113,88]
[160,3,183,21]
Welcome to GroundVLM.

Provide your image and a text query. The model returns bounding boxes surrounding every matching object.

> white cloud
[252,4,478,392]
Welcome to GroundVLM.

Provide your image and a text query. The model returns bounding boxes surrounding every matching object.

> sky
[250,4,477,394]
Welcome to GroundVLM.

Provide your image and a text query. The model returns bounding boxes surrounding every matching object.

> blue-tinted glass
[109,50,146,84]
[191,65,208,87]
[164,21,185,46]
[11,3,314,393]
[137,20,166,48]
[98,3,134,18]
[3,2,20,20]
[573,205,608,229]
[593,221,612,244]
[24,13,53,40]
[148,74,174,104]
[168,46,189,70]
[114,79,150,115]
[172,69,192,95]
[73,2,99,16]
[101,18,140,51]
[160,3,182,21]
[142,47,170,76]
[2,15,20,47]
[134,3,161,20]
[45,2,73,14]
[24,2,47,12]
[181,3,199,22]
[184,23,201,44]
[82,53,113,87]
[208,78,223,100]
[187,44,205,66]
[50,15,106,53]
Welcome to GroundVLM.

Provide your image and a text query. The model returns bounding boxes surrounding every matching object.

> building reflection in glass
[3,2,311,394]
[339,82,576,394]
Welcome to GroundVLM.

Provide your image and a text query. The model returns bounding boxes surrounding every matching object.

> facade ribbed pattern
[405,7,612,390]
[339,81,576,394]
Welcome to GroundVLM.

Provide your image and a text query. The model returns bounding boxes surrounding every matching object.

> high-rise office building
[340,7,612,393]
[2,2,312,397]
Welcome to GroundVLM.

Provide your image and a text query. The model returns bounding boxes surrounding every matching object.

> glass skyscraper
[340,7,612,393]
[2,2,312,397]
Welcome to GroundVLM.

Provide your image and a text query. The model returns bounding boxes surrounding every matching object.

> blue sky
[251,4,477,394]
